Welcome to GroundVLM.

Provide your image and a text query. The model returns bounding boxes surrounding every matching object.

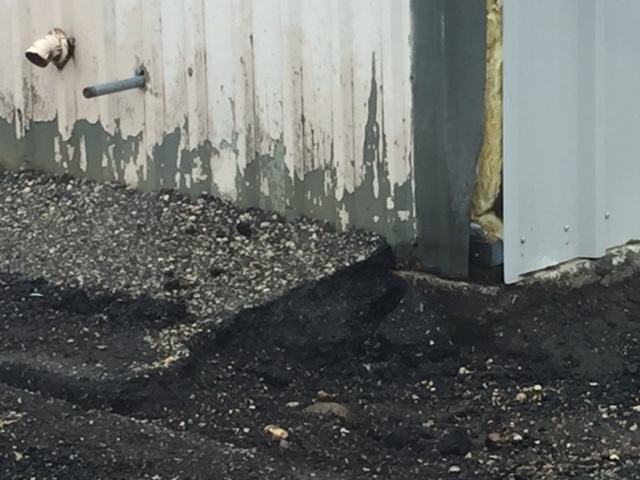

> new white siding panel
[503,0,640,282]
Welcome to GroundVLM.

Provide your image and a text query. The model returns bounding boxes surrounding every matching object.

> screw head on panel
[520,236,526,244]
[564,225,570,232]
[605,212,611,219]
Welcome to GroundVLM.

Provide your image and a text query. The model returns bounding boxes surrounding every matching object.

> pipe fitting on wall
[25,28,74,70]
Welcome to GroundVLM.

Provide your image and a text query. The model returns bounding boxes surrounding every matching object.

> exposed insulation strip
[471,0,503,242]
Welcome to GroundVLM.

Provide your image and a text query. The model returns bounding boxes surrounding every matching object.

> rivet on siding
[605,212,611,219]
[564,225,570,232]
[520,237,526,244]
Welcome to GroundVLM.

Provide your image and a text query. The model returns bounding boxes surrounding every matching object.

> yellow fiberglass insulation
[471,0,503,242]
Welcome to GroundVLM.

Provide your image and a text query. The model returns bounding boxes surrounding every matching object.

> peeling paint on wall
[0,0,416,246]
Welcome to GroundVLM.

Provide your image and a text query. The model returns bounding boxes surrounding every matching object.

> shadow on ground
[0,271,196,411]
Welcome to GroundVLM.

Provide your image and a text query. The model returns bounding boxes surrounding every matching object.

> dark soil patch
[2,253,640,478]
[0,272,193,411]
[0,384,335,480]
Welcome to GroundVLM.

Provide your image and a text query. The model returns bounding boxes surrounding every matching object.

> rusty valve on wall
[25,28,75,70]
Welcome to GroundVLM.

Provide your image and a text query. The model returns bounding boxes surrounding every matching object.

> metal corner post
[410,0,487,277]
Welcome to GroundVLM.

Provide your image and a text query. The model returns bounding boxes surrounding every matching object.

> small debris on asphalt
[0,411,25,430]
[317,390,336,402]
[517,384,545,403]
[158,355,178,369]
[448,465,462,473]
[419,379,437,392]
[235,221,252,238]
[485,432,502,451]
[264,425,289,441]
[303,402,351,420]
[438,428,472,457]
[285,401,301,409]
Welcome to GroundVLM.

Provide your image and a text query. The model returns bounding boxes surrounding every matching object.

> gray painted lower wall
[0,109,415,248]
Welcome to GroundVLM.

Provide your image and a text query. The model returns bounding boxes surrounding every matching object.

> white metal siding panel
[503,0,640,283]
[381,1,414,208]
[0,0,415,242]
[204,0,239,200]
[141,0,165,190]
[600,4,640,251]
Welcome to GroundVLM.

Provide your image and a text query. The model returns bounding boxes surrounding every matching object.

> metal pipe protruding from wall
[25,28,74,70]
[82,74,146,99]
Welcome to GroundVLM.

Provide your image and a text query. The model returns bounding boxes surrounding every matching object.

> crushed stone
[0,170,384,366]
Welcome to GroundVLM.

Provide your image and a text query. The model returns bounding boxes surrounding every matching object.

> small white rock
[448,465,462,473]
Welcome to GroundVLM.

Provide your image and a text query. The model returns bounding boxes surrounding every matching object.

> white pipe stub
[25,28,74,70]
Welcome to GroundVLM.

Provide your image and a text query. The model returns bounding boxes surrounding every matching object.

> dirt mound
[204,253,640,389]
[3,255,640,478]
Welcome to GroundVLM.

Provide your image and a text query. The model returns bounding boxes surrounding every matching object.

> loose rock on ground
[0,170,639,478]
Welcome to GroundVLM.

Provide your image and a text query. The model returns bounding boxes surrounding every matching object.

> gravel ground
[0,170,382,368]
[0,382,350,480]
[2,170,640,479]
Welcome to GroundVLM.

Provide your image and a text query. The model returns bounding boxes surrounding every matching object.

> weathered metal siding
[0,0,415,245]
[503,0,640,282]
[411,0,486,277]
